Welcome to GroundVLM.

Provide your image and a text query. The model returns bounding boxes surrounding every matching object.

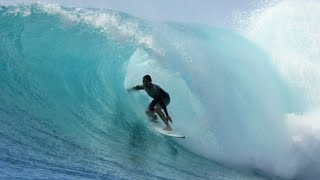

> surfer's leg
[154,105,165,120]
[154,105,171,130]
[145,109,157,120]
[146,100,157,121]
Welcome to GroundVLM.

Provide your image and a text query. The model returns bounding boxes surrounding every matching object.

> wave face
[0,2,318,179]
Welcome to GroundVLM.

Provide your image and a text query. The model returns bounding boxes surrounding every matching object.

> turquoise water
[0,2,319,179]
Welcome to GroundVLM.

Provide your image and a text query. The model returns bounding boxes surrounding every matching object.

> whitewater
[0,1,319,179]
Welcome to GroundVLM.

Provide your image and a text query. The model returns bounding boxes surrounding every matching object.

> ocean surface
[1,1,320,179]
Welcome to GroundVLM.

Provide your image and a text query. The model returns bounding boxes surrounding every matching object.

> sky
[2,0,263,28]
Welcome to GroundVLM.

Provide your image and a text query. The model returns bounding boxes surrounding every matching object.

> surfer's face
[143,79,151,87]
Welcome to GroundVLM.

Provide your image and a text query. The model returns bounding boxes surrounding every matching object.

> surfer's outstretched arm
[127,85,144,92]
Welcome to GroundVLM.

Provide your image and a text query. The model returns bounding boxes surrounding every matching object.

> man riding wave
[128,75,172,131]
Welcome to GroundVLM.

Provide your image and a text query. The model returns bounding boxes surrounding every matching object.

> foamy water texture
[0,1,319,179]
[240,0,320,179]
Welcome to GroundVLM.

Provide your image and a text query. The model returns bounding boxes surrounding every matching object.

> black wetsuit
[132,84,170,116]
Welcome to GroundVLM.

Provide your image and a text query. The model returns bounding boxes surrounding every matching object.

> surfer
[128,75,172,131]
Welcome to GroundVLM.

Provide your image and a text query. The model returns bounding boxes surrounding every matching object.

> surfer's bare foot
[163,126,172,131]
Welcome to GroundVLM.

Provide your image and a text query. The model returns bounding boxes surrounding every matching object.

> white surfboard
[152,123,185,138]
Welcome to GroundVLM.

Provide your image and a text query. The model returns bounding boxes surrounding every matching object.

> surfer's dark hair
[143,75,152,82]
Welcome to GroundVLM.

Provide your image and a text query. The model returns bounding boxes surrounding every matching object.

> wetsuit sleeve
[131,85,144,90]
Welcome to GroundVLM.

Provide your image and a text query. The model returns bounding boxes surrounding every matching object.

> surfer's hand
[166,116,172,123]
